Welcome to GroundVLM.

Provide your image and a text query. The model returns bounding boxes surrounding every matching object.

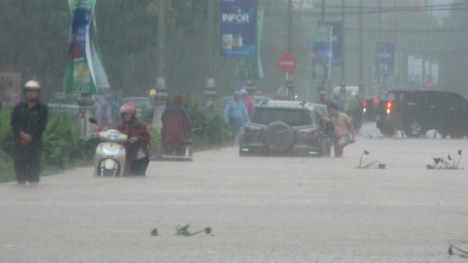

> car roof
[256,100,312,110]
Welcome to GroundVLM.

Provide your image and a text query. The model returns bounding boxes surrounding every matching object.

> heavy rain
[1,0,468,262]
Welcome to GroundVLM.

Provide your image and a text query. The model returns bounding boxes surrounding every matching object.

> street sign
[277,53,297,73]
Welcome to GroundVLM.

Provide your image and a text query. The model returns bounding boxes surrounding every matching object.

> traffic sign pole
[278,53,297,100]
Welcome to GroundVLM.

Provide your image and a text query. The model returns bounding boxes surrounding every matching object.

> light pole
[287,0,294,100]
[204,0,216,108]
[152,0,168,130]
[359,0,364,100]
[340,0,346,91]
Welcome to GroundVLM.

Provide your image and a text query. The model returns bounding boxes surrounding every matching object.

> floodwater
[0,122,467,262]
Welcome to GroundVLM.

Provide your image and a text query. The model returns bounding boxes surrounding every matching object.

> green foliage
[181,96,229,150]
[41,113,80,169]
[0,153,14,183]
[147,124,162,152]
[0,109,15,182]
[0,108,14,154]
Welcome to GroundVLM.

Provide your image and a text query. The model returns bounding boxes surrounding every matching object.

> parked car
[239,100,331,157]
[376,89,468,138]
[362,98,381,121]
[214,95,272,112]
[122,97,153,117]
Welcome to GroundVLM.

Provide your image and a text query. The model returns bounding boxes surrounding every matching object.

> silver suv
[239,100,331,156]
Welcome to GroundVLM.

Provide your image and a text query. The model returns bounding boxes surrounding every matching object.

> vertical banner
[375,42,395,76]
[393,52,404,85]
[408,53,423,87]
[220,0,257,58]
[239,8,264,80]
[65,0,109,94]
[311,25,332,81]
[322,21,342,66]
[0,72,21,108]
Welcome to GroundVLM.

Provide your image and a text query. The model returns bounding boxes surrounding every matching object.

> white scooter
[89,117,128,176]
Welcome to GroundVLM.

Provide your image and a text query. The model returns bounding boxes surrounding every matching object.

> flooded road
[1,122,467,262]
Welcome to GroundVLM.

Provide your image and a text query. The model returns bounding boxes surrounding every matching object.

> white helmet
[24,80,41,90]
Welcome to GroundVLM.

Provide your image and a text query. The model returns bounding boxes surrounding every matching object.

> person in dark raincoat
[161,95,192,155]
[114,103,151,176]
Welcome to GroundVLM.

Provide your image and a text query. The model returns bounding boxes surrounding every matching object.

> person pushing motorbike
[114,103,151,176]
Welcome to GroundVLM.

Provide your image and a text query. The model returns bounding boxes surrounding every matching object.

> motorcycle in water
[89,117,128,176]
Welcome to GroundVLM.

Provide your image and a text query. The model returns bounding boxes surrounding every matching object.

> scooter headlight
[107,131,119,142]
[102,147,120,156]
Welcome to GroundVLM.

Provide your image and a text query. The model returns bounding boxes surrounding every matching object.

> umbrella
[388,85,414,93]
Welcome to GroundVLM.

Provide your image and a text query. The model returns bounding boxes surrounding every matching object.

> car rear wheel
[378,122,395,137]
[263,121,294,154]
[404,120,423,137]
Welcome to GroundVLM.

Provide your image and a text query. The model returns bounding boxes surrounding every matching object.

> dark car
[376,89,468,138]
[239,100,331,156]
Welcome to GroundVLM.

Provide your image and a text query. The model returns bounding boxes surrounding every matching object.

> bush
[181,96,229,150]
[0,109,14,155]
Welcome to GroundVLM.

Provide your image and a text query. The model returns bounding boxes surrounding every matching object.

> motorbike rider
[114,103,151,176]
[344,91,362,123]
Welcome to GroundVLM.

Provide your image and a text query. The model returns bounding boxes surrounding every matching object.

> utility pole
[317,0,326,98]
[340,0,346,93]
[204,0,216,108]
[287,0,295,100]
[359,0,364,100]
[320,0,325,23]
[152,0,168,130]
[377,0,382,96]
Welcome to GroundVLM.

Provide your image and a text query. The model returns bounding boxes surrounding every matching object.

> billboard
[424,60,439,84]
[0,72,21,108]
[239,8,264,80]
[408,53,423,86]
[65,0,109,95]
[375,42,395,76]
[220,0,257,57]
[311,25,332,80]
[321,21,343,66]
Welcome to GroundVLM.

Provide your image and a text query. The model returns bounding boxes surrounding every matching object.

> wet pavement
[1,122,467,262]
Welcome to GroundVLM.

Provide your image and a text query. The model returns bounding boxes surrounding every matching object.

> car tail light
[363,101,367,113]
[386,101,393,115]
[299,128,318,137]
[373,99,380,105]
[244,125,261,135]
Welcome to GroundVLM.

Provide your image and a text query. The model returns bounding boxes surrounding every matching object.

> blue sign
[322,21,342,66]
[220,0,257,57]
[375,42,395,76]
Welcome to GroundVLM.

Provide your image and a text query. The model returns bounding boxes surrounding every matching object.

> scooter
[89,117,127,176]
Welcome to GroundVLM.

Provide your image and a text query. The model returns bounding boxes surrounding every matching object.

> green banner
[311,25,332,80]
[65,0,103,94]
[239,8,264,80]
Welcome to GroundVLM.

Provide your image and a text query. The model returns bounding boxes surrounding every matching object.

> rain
[1,0,468,262]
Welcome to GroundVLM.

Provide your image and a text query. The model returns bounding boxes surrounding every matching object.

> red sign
[277,53,297,73]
